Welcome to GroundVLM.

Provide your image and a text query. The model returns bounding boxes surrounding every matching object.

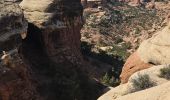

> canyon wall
[0,0,103,100]
[0,1,40,100]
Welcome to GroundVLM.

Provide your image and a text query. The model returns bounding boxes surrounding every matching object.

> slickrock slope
[98,65,170,100]
[116,81,170,100]
[102,19,170,100]
[138,25,170,65]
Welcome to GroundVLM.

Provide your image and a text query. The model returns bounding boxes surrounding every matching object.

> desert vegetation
[130,74,156,92]
[159,65,170,80]
[81,1,166,87]
[101,72,120,87]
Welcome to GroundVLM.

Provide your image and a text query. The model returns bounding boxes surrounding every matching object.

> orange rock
[120,51,153,84]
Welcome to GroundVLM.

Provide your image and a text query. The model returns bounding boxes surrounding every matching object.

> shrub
[159,65,170,80]
[110,44,131,61]
[131,74,156,92]
[101,72,120,87]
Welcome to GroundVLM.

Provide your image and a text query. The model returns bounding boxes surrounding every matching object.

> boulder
[137,24,170,65]
[120,52,152,83]
[120,22,170,83]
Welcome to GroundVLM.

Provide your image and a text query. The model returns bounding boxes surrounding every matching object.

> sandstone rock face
[120,52,152,83]
[137,24,170,65]
[19,0,103,100]
[0,1,27,51]
[0,53,40,100]
[0,0,103,100]
[20,0,84,64]
[98,65,170,100]
[120,22,170,83]
[0,1,40,100]
[116,81,170,100]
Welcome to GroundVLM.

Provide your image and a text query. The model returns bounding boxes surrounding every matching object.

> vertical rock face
[0,0,103,100]
[0,1,27,51]
[20,0,84,64]
[0,1,40,100]
[19,0,103,100]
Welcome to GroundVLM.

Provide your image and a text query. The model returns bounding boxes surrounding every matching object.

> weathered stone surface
[128,64,169,86]
[0,52,40,100]
[98,65,170,100]
[116,81,170,100]
[0,2,39,100]
[120,22,170,84]
[137,24,170,65]
[19,0,103,100]
[20,0,83,29]
[20,0,84,64]
[120,52,152,83]
[0,1,27,51]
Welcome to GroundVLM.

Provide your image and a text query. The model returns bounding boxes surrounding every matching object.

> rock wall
[0,1,40,100]
[19,0,103,100]
[20,0,84,64]
[0,1,27,51]
[0,0,104,100]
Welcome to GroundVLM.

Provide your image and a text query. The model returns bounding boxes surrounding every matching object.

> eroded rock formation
[19,0,103,100]
[98,65,170,100]
[116,81,170,100]
[20,0,84,64]
[120,21,170,84]
[137,25,170,65]
[0,1,27,51]
[0,1,40,100]
[0,0,104,100]
[120,52,152,83]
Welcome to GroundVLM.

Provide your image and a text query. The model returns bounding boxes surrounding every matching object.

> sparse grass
[159,65,170,80]
[131,74,156,92]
